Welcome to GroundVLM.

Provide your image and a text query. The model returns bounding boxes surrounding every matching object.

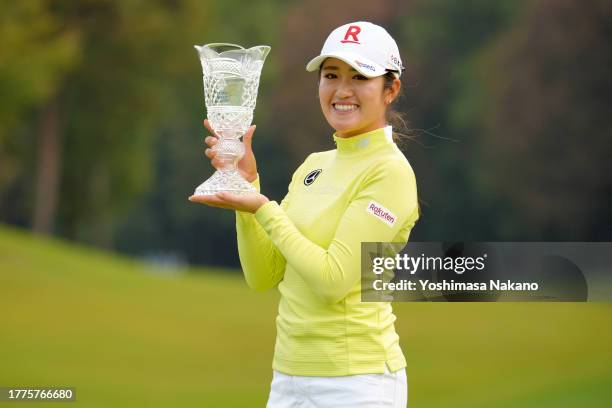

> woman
[189,21,419,408]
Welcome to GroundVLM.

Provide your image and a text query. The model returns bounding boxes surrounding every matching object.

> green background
[2,225,611,407]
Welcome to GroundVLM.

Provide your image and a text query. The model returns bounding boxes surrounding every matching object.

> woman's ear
[391,77,401,100]
[384,77,401,104]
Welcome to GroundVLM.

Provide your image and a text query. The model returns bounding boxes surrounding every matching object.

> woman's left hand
[188,192,269,214]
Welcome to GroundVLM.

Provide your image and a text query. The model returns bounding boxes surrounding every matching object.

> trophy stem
[193,135,256,196]
[216,152,239,172]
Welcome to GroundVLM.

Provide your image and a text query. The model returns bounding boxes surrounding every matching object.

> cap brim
[305,51,386,78]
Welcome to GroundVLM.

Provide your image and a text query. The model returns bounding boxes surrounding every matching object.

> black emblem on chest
[304,169,322,186]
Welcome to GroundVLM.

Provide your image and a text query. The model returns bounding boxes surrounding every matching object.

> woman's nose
[335,80,354,98]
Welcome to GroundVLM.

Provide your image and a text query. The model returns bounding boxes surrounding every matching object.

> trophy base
[193,169,257,196]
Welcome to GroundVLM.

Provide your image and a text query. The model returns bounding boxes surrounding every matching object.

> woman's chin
[331,121,360,135]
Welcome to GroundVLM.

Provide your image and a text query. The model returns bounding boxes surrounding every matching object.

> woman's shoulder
[288,150,335,182]
[308,149,336,161]
[368,147,417,181]
[296,149,336,169]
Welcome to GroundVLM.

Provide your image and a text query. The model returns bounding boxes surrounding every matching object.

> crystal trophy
[193,43,270,195]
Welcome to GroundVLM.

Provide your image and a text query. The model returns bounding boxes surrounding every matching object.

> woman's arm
[253,159,419,304]
[235,176,287,291]
[234,157,311,291]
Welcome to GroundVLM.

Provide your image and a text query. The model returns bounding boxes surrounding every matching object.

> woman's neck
[334,120,387,138]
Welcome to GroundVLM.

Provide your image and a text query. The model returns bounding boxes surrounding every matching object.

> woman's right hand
[203,119,258,183]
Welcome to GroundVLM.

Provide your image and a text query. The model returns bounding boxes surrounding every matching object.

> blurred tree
[470,0,612,239]
[53,0,209,246]
[112,0,287,265]
[0,1,80,228]
[2,0,218,247]
[2,0,609,268]
[395,0,527,240]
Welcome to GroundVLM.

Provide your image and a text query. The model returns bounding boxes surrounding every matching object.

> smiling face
[319,58,398,138]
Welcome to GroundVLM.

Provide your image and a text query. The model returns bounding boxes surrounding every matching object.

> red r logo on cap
[341,25,361,44]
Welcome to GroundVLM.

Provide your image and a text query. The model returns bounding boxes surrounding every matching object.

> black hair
[382,71,413,146]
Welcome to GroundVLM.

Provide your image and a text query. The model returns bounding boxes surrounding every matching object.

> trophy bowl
[193,43,270,195]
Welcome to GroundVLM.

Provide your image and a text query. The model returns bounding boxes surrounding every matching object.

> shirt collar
[333,126,394,156]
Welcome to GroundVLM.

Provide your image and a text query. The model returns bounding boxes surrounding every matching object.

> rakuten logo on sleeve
[366,200,397,227]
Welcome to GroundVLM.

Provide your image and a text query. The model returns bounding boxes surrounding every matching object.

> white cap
[306,21,404,78]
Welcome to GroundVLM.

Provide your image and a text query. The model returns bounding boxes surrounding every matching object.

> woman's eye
[321,73,366,80]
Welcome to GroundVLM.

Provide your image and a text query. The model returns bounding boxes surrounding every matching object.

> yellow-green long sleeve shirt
[236,126,419,376]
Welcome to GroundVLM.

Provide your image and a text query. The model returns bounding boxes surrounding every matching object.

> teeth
[335,104,358,111]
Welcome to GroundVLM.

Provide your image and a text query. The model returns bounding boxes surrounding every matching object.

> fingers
[204,145,223,168]
[203,119,219,158]
[203,146,223,169]
[188,194,233,210]
[188,192,239,205]
[204,140,217,158]
[204,136,217,147]
[203,122,218,161]
[204,134,218,155]
[214,191,241,204]
[204,119,256,146]
[202,119,256,172]
[203,119,219,138]
[243,125,256,152]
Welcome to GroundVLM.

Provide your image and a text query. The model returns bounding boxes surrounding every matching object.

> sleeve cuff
[254,200,282,226]
[236,174,262,217]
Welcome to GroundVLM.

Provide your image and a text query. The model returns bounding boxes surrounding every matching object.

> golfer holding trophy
[190,21,418,407]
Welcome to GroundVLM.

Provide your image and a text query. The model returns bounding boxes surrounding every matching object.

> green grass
[1,224,611,407]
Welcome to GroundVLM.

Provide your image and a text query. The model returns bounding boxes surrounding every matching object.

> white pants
[266,364,408,408]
